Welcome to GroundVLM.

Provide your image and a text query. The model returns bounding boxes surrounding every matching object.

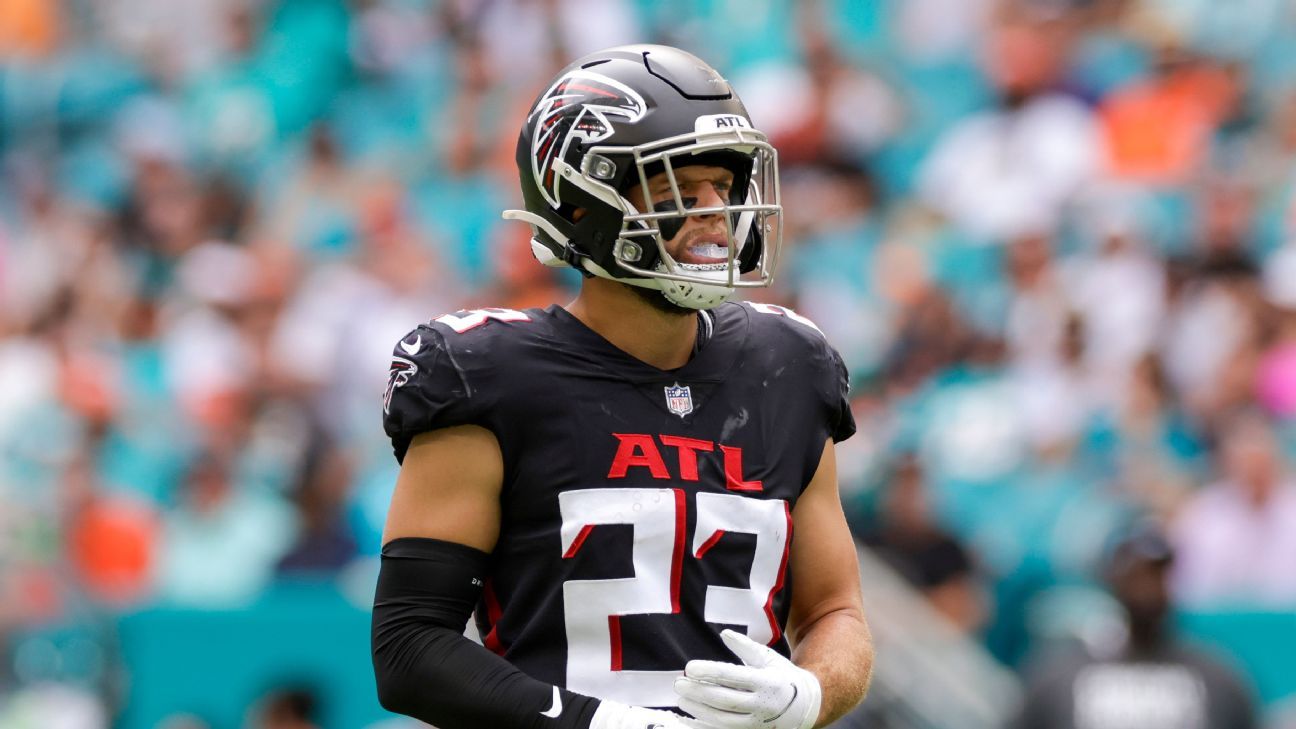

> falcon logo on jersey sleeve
[383,356,418,414]
[529,70,647,208]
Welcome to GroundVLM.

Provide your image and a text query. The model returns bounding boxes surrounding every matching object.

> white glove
[673,629,822,729]
[589,699,696,729]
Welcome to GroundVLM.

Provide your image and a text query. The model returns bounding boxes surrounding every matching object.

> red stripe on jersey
[483,629,504,655]
[482,580,505,655]
[695,529,726,559]
[671,488,686,613]
[564,524,594,559]
[764,502,793,646]
[608,615,623,671]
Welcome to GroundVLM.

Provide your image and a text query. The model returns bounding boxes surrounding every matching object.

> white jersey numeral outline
[435,307,531,333]
[744,302,824,335]
[692,492,792,647]
[559,487,791,708]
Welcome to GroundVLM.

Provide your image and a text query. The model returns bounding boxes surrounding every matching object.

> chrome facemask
[591,126,782,308]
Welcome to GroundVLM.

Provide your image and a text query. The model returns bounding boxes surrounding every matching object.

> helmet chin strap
[583,258,734,310]
[657,270,736,310]
[651,221,744,310]
[503,208,737,310]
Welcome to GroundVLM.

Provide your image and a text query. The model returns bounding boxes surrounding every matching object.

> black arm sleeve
[372,538,600,729]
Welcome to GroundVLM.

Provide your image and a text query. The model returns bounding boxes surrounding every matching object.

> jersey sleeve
[382,323,491,463]
[824,344,856,443]
[738,301,856,445]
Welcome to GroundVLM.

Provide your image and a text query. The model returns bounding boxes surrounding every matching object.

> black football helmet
[504,44,782,309]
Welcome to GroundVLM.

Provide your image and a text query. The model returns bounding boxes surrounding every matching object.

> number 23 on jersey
[559,487,790,707]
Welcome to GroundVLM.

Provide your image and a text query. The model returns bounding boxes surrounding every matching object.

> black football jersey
[382,301,854,709]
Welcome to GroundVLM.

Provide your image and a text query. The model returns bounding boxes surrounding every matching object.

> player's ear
[572,208,587,222]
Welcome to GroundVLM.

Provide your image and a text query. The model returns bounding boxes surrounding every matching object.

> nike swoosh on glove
[589,699,696,729]
[673,629,821,729]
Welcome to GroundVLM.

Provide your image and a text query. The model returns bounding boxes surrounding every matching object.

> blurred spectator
[256,123,370,256]
[66,491,158,607]
[888,283,977,394]
[1099,48,1233,185]
[1257,308,1296,420]
[1103,354,1200,518]
[0,682,108,729]
[1138,0,1289,59]
[0,0,61,59]
[1062,192,1167,382]
[276,436,358,574]
[161,241,266,428]
[1011,523,1259,729]
[1002,232,1097,452]
[1171,409,1296,606]
[184,2,276,170]
[450,0,641,86]
[739,23,903,169]
[783,162,890,374]
[0,159,110,336]
[97,0,251,80]
[861,454,987,634]
[1160,251,1266,419]
[1258,236,1296,418]
[1243,90,1296,199]
[250,685,322,729]
[919,3,1101,242]
[265,178,453,445]
[154,451,296,607]
[1010,310,1092,456]
[895,0,995,61]
[1005,232,1068,367]
[1264,231,1296,314]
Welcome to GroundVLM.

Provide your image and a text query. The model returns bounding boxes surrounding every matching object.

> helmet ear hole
[559,202,583,223]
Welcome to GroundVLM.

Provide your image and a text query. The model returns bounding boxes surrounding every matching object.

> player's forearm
[790,606,874,727]
[374,618,598,728]
[372,537,600,729]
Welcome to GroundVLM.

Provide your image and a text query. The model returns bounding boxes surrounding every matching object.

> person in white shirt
[1171,409,1296,606]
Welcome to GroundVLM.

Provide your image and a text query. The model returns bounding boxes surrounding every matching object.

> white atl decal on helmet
[694,113,752,132]
[529,70,647,208]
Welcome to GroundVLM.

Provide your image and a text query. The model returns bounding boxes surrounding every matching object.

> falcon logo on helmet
[529,70,647,209]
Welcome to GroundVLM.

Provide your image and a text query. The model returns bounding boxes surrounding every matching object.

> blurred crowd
[1,0,1295,726]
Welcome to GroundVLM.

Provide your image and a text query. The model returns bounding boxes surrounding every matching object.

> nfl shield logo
[664,383,693,418]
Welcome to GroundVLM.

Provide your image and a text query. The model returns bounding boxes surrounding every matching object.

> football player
[372,45,873,729]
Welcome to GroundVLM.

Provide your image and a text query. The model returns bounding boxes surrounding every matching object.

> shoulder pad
[741,301,826,338]
[428,308,534,336]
